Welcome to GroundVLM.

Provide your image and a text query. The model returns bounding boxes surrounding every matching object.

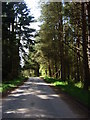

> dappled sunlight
[2,78,63,118]
[4,106,56,118]
[37,95,50,100]
[11,89,25,93]
[5,85,60,100]
[9,92,30,97]
[5,110,16,114]
[2,0,89,117]
[2,78,87,118]
[3,98,16,102]
[16,108,30,114]
[37,94,59,100]
[24,108,53,118]
[6,77,58,100]
[5,108,30,114]
[33,82,51,86]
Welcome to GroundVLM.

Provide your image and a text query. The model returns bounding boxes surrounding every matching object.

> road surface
[2,77,88,119]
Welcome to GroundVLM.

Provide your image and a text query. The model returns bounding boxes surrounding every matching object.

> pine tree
[2,2,35,81]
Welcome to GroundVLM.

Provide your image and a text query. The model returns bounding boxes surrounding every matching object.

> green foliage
[54,81,68,86]
[44,76,61,83]
[75,82,83,88]
[0,76,28,93]
[44,77,90,108]
[2,2,36,80]
[39,2,90,90]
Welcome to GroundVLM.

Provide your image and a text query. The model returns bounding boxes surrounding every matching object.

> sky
[20,0,41,67]
[24,0,41,30]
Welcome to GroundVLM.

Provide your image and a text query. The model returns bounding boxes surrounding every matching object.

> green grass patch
[75,82,83,88]
[0,76,28,93]
[44,76,60,83]
[44,77,90,108]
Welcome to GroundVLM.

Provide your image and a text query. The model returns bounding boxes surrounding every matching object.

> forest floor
[2,77,89,119]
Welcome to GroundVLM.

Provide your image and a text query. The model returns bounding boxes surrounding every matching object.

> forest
[37,2,90,91]
[2,1,90,93]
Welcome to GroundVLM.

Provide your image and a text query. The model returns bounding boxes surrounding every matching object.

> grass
[44,77,90,108]
[0,76,28,93]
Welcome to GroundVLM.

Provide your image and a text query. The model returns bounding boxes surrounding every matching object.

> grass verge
[0,76,29,97]
[44,77,90,108]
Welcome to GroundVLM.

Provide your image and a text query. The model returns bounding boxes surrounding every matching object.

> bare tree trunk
[55,61,58,78]
[76,37,80,82]
[48,60,52,77]
[81,3,90,90]
[37,63,40,77]
[57,3,65,81]
[87,2,90,71]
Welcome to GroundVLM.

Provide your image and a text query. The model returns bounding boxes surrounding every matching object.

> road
[2,77,88,119]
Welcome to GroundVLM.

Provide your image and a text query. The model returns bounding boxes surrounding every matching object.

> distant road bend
[2,77,88,118]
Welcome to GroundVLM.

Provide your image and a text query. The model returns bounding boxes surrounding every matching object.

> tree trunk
[87,2,90,34]
[87,2,90,72]
[76,37,80,82]
[48,60,52,77]
[37,63,40,77]
[57,3,65,81]
[45,69,47,76]
[67,64,70,80]
[55,61,58,78]
[81,3,90,90]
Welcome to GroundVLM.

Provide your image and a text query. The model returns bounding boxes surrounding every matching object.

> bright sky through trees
[19,0,41,67]
[24,0,41,30]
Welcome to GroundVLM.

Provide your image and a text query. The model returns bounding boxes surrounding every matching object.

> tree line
[2,2,35,81]
[37,2,90,90]
[2,2,90,90]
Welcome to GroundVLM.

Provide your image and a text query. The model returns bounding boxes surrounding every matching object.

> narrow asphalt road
[2,77,88,119]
